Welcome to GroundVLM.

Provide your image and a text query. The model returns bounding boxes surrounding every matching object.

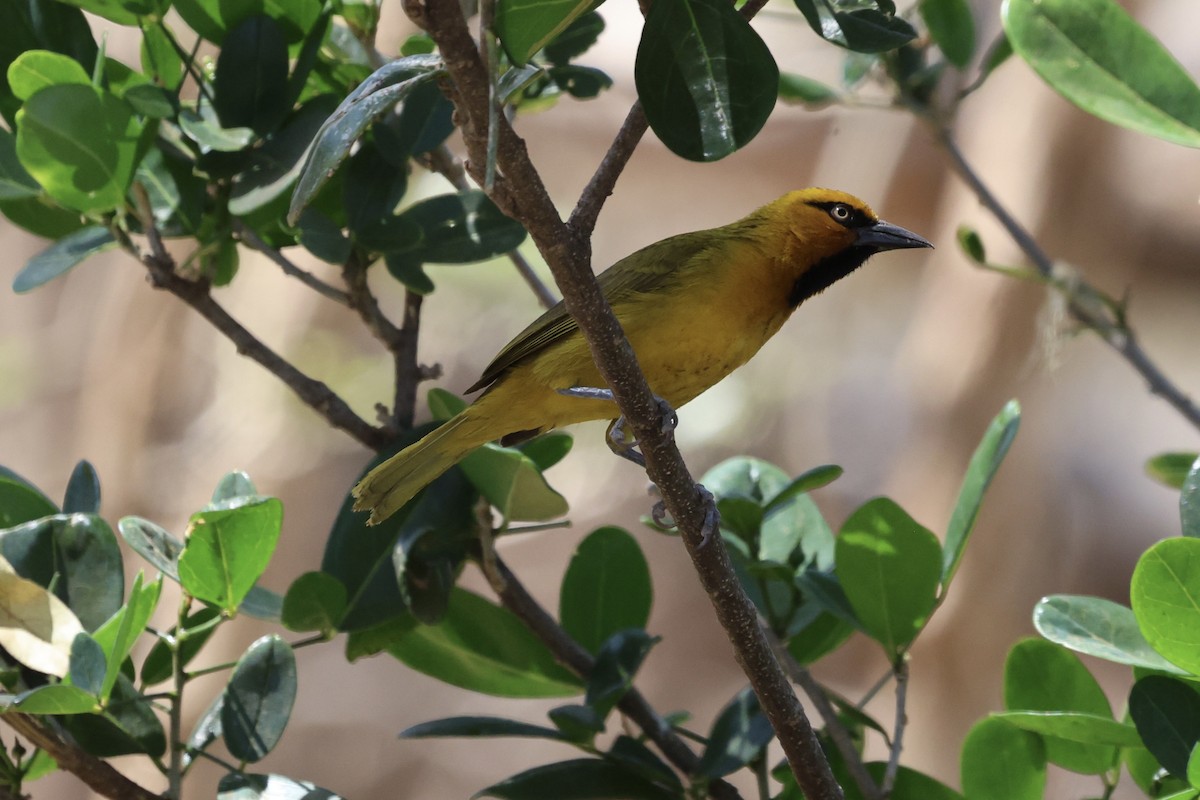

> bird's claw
[651,484,719,548]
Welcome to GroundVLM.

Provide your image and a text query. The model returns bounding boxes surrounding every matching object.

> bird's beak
[857,219,933,251]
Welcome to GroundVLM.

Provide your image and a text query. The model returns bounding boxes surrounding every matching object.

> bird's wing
[465,231,723,393]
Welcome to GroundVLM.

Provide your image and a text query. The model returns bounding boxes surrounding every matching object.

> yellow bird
[353,188,931,524]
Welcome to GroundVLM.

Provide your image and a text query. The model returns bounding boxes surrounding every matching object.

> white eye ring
[830,204,852,222]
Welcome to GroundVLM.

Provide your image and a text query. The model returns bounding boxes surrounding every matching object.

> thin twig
[234,221,352,305]
[479,553,743,800]
[1,714,160,800]
[932,125,1200,432]
[568,103,649,240]
[127,186,388,450]
[881,659,909,796]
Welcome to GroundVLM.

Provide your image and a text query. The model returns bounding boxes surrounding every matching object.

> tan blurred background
[3,0,1199,797]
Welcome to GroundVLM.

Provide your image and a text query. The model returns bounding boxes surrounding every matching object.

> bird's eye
[829,204,852,223]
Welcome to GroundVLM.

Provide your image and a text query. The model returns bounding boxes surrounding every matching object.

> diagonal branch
[233,221,352,306]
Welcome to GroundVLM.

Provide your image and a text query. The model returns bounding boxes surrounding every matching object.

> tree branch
[931,125,1200,432]
[2,714,159,800]
[233,220,352,306]
[411,0,841,795]
[478,552,744,800]
[881,659,909,796]
[568,103,648,240]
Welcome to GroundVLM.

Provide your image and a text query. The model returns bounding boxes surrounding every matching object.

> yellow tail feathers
[352,411,493,525]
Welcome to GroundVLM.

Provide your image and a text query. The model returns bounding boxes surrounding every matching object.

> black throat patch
[787,246,876,308]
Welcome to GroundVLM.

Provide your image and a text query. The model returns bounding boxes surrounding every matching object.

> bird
[352,188,932,524]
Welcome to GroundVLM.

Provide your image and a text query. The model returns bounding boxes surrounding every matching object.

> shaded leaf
[141,606,221,686]
[13,227,117,293]
[475,758,678,800]
[495,0,592,66]
[560,527,653,654]
[696,687,773,779]
[960,717,1046,800]
[585,629,658,720]
[222,635,297,762]
[1032,594,1186,674]
[281,571,346,634]
[1128,675,1200,780]
[400,716,564,741]
[13,683,97,714]
[992,711,1143,748]
[62,460,100,514]
[117,516,183,579]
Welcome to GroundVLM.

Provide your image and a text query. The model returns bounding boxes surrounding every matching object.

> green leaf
[0,477,57,527]
[956,225,986,263]
[13,683,98,714]
[287,55,443,225]
[296,208,351,264]
[960,717,1046,800]
[831,762,963,800]
[635,0,778,162]
[8,50,90,102]
[1182,457,1200,538]
[217,772,345,800]
[400,716,565,741]
[794,1,918,53]
[943,400,1020,587]
[778,72,839,108]
[1146,452,1200,490]
[211,471,259,504]
[765,464,842,512]
[177,497,283,613]
[1128,675,1200,780]
[63,673,164,756]
[140,22,184,90]
[214,15,290,135]
[1004,638,1116,774]
[559,527,653,654]
[281,571,346,634]
[518,432,573,472]
[385,588,583,698]
[1131,538,1200,674]
[240,585,284,621]
[836,497,942,653]
[51,0,144,26]
[1033,594,1187,673]
[1001,0,1200,147]
[992,711,1143,748]
[184,693,223,768]
[920,0,975,68]
[585,629,658,720]
[459,443,568,522]
[373,191,529,266]
[0,1,98,124]
[549,704,604,743]
[178,107,256,152]
[91,572,161,700]
[141,606,222,686]
[172,0,322,44]
[229,96,339,215]
[696,687,773,779]
[117,516,183,579]
[544,11,606,67]
[68,632,105,696]
[62,460,100,514]
[12,226,117,293]
[222,635,297,762]
[494,0,592,66]
[0,128,40,200]
[474,758,679,800]
[15,84,143,213]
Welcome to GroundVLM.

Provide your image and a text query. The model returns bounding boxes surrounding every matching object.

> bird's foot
[557,386,677,467]
[651,484,719,548]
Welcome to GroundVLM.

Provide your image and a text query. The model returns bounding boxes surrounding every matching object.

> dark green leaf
[387,79,455,156]
[384,254,435,294]
[222,635,297,762]
[636,0,778,161]
[214,15,289,135]
[606,736,683,791]
[1128,676,1200,780]
[0,128,40,200]
[15,84,142,213]
[943,400,1019,587]
[117,516,183,579]
[827,761,963,800]
[1002,0,1200,147]
[12,226,117,293]
[173,0,322,44]
[585,629,658,720]
[765,465,842,512]
[956,225,986,263]
[0,477,57,527]
[123,83,175,118]
[13,683,98,714]
[1032,594,1186,673]
[495,0,592,66]
[794,1,917,53]
[517,432,573,472]
[544,11,605,67]
[1131,538,1200,674]
[184,693,223,768]
[1004,638,1116,774]
[992,711,1143,748]
[786,609,854,666]
[217,772,343,800]
[230,96,340,215]
[960,718,1046,800]
[1181,457,1200,538]
[63,674,164,756]
[385,588,583,698]
[140,22,184,90]
[50,0,143,26]
[560,527,653,654]
[549,704,605,743]
[68,633,105,696]
[379,191,528,265]
[400,716,565,740]
[177,498,283,613]
[0,0,98,125]
[141,606,222,685]
[240,584,284,621]
[550,65,613,99]
[778,73,839,108]
[135,146,206,236]
[696,687,773,778]
[458,442,568,522]
[474,758,679,800]
[919,0,975,67]
[1145,452,1199,490]
[343,139,408,236]
[281,571,346,633]
[287,55,443,224]
[62,460,101,514]
[297,208,351,264]
[836,497,941,653]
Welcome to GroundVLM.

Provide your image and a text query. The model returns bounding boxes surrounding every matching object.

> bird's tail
[352,410,494,525]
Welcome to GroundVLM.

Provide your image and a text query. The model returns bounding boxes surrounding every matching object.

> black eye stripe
[806,200,871,229]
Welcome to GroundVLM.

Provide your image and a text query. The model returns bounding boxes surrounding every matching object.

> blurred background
[2,0,1198,797]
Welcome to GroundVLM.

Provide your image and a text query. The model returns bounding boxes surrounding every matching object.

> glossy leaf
[287,55,443,224]
[559,527,652,654]
[91,572,161,700]
[15,84,142,213]
[585,629,658,720]
[786,609,855,666]
[141,606,222,685]
[229,97,339,215]
[1002,0,1200,147]
[943,400,1020,587]
[372,191,528,267]
[184,693,224,769]
[794,0,918,53]
[240,585,284,621]
[211,471,258,504]
[281,571,346,634]
[62,460,100,514]
[635,0,778,162]
[68,632,105,695]
[400,716,565,741]
[1131,538,1200,674]
[495,0,592,66]
[992,711,1143,747]
[960,717,1046,800]
[0,561,83,677]
[118,516,183,579]
[0,1,98,124]
[475,758,678,800]
[544,11,605,67]
[1004,638,1116,774]
[1128,676,1200,780]
[920,0,975,68]
[218,772,344,800]
[384,79,455,157]
[13,683,98,714]
[1146,452,1199,490]
[178,498,283,613]
[8,50,90,101]
[12,226,118,293]
[459,443,568,522]
[696,687,773,779]
[384,588,582,698]
[1033,594,1186,673]
[1181,457,1200,538]
[178,107,255,152]
[222,635,297,762]
[836,497,941,653]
